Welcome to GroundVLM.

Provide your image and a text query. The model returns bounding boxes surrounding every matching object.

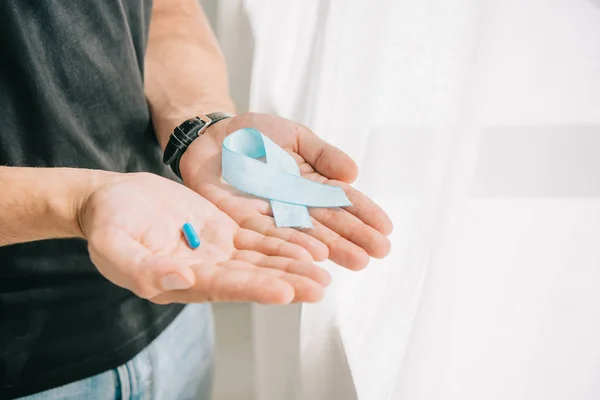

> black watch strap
[163,112,233,179]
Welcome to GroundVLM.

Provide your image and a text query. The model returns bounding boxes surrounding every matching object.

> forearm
[145,0,236,149]
[0,167,100,246]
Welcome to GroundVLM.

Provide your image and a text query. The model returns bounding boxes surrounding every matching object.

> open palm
[180,113,393,271]
[81,172,329,305]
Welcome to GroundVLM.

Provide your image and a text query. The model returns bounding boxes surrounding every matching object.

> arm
[0,167,98,246]
[0,166,326,303]
[143,0,393,271]
[144,0,236,149]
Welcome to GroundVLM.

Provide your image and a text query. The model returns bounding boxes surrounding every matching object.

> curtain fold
[217,0,600,398]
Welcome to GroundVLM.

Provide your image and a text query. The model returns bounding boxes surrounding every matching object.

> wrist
[65,169,114,239]
[0,167,115,246]
[165,112,234,183]
[154,101,236,150]
[178,132,218,186]
[40,168,112,240]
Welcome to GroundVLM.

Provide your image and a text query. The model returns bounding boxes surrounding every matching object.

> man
[0,0,392,398]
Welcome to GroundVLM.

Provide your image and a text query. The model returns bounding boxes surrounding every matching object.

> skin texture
[81,172,330,305]
[180,113,393,271]
[0,167,96,246]
[145,0,392,272]
[0,166,328,304]
[2,1,386,307]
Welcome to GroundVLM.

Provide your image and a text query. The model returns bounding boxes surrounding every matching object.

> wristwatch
[163,112,234,179]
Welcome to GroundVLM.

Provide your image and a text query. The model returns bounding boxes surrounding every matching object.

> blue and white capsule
[182,222,201,249]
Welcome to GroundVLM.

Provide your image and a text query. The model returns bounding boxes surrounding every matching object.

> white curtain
[216,0,600,399]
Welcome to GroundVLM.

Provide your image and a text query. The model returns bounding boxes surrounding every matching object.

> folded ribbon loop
[222,128,351,228]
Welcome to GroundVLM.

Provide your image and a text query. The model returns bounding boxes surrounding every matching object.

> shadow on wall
[200,0,255,113]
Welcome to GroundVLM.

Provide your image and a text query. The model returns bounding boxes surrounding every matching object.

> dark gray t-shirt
[0,2,185,397]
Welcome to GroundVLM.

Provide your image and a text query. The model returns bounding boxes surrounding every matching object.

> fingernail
[161,273,192,291]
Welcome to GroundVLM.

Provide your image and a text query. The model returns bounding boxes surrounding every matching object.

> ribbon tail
[271,201,313,228]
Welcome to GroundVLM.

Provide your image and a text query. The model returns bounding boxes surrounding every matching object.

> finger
[234,228,313,262]
[152,261,296,305]
[88,228,195,299]
[240,215,329,262]
[302,219,371,271]
[233,250,331,286]
[310,206,391,260]
[224,258,326,303]
[335,181,394,235]
[297,126,359,183]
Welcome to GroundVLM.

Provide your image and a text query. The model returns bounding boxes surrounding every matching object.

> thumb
[142,254,196,294]
[298,126,359,183]
[88,228,196,299]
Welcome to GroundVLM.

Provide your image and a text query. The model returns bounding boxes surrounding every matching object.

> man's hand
[81,171,329,305]
[143,0,391,270]
[180,113,393,271]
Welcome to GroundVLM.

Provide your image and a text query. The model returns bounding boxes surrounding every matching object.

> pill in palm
[182,222,201,249]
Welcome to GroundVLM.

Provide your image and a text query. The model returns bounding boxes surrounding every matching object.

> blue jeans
[18,304,214,400]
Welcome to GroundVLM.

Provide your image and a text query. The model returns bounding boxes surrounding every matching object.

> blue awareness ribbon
[222,128,351,228]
